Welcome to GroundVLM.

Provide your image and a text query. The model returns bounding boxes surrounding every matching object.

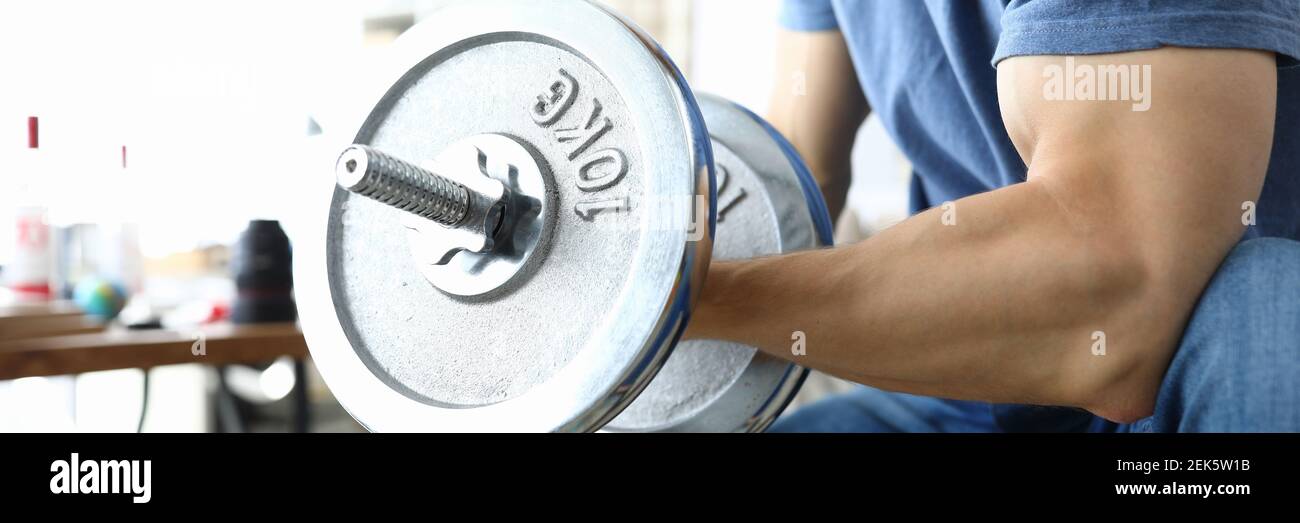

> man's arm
[687,47,1276,422]
[766,29,868,223]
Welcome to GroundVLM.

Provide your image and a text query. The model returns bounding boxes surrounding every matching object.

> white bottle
[8,116,53,301]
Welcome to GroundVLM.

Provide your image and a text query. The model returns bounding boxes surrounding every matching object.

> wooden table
[0,322,307,380]
[0,302,311,431]
[0,301,105,341]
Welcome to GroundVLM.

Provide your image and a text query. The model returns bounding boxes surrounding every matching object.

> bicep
[997,47,1276,275]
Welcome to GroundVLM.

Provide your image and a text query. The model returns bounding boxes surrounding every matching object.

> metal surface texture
[295,0,713,432]
[605,93,828,432]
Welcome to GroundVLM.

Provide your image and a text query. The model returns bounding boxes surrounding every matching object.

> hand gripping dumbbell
[294,0,833,432]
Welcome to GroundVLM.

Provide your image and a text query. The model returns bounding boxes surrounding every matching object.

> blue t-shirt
[781,0,1300,241]
[779,0,1300,431]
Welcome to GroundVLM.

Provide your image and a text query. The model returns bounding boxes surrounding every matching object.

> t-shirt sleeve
[779,0,839,31]
[993,0,1300,67]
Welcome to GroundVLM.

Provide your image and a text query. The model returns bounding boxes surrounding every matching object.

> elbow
[1059,238,1185,424]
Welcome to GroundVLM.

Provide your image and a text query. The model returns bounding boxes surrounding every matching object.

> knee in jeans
[1177,237,1300,368]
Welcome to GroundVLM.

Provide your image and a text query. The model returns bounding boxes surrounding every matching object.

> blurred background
[0,0,909,432]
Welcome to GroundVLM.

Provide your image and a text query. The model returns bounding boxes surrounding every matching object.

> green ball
[73,277,128,320]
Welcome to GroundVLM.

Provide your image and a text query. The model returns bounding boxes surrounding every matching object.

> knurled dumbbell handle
[335,144,471,227]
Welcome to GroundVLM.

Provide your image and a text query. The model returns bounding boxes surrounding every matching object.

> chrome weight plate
[295,0,714,432]
[606,93,833,432]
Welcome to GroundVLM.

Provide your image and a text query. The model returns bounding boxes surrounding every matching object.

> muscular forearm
[687,170,1240,422]
[691,179,1135,408]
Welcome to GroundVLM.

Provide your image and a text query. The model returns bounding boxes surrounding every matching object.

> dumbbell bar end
[335,144,508,263]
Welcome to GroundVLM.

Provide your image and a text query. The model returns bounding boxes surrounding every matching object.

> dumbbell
[294,0,833,432]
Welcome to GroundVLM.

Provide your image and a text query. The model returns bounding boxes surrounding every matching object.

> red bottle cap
[27,116,38,149]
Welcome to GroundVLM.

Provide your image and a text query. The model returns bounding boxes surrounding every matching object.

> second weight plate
[605,93,834,432]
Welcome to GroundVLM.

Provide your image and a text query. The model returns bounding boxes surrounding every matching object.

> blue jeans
[770,238,1300,433]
